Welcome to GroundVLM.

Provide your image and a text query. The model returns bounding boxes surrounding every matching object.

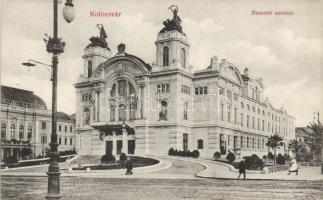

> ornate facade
[0,86,76,161]
[75,9,295,158]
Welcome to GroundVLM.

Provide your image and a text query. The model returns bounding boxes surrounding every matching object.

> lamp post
[22,1,75,199]
[46,1,75,199]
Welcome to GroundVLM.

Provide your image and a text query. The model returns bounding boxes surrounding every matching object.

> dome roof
[1,86,47,110]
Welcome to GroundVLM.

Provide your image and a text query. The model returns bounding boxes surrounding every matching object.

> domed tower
[82,24,111,78]
[155,6,190,70]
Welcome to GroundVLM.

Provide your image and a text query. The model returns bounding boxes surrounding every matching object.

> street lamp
[22,1,75,199]
[22,59,53,80]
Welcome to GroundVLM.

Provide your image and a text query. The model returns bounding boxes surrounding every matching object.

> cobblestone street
[2,176,323,200]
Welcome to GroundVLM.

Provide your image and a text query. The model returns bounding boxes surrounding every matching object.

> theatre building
[74,9,295,158]
[0,86,76,161]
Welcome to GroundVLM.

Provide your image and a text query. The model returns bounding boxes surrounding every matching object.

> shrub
[213,151,221,160]
[59,149,77,156]
[267,152,274,160]
[191,150,200,158]
[174,149,178,156]
[276,153,286,165]
[101,154,116,164]
[263,155,267,160]
[226,152,236,163]
[245,154,263,170]
[168,148,175,156]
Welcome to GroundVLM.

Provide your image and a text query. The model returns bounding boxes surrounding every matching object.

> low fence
[2,155,75,168]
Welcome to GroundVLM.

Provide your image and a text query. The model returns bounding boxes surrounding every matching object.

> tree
[266,135,284,165]
[288,139,302,155]
[305,122,323,161]
[226,152,235,164]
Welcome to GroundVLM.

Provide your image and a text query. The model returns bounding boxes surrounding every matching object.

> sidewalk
[0,155,175,179]
[194,158,323,181]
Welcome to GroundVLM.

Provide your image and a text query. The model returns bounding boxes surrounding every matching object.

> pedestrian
[288,158,298,175]
[237,158,246,180]
[125,157,133,175]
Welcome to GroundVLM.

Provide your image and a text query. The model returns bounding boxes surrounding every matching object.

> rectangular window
[228,135,230,147]
[227,106,231,122]
[199,87,203,95]
[65,137,67,145]
[240,113,244,126]
[162,84,166,92]
[203,87,208,95]
[59,137,61,145]
[234,136,238,148]
[195,88,198,95]
[240,136,243,148]
[70,138,73,145]
[70,126,72,132]
[257,119,260,130]
[183,102,188,120]
[65,126,67,132]
[268,123,270,132]
[220,103,224,121]
[219,87,224,95]
[41,122,46,130]
[252,117,255,129]
[247,115,249,127]
[234,108,237,124]
[157,84,161,93]
[247,137,249,148]
[262,120,265,131]
[59,125,61,132]
[183,133,188,151]
[227,90,232,100]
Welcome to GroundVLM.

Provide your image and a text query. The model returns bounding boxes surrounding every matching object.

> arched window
[111,83,116,97]
[118,103,126,121]
[162,46,169,66]
[1,123,6,141]
[198,139,203,149]
[180,48,186,68]
[159,100,168,120]
[83,108,90,125]
[10,124,15,139]
[19,125,24,140]
[110,105,115,121]
[88,60,92,78]
[27,126,32,140]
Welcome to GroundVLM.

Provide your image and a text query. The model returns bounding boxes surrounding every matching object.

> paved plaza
[1,156,323,199]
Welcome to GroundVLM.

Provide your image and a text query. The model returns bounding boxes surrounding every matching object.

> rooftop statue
[160,5,185,35]
[87,24,110,50]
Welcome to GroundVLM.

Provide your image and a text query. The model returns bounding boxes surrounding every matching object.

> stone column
[112,132,117,155]
[122,128,128,154]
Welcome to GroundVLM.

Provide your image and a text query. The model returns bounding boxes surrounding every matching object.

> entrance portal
[106,141,113,155]
[128,140,135,154]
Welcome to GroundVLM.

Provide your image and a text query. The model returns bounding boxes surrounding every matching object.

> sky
[1,0,322,126]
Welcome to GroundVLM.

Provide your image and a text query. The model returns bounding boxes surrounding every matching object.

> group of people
[236,157,299,180]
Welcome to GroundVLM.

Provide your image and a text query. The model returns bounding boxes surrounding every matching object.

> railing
[267,165,289,173]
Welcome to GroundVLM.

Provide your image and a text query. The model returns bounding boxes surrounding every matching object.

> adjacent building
[0,86,76,161]
[75,9,295,158]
